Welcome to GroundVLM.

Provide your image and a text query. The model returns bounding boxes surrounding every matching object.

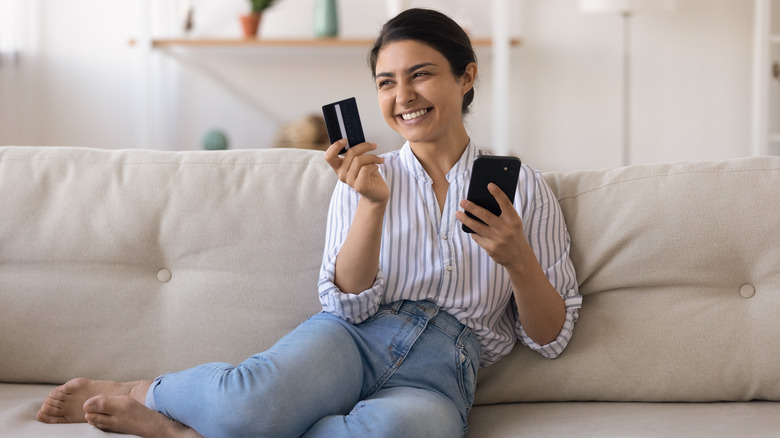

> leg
[148,313,364,438]
[302,386,464,438]
[37,378,151,424]
[83,395,202,438]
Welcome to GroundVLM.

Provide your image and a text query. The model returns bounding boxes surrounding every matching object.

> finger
[345,153,384,186]
[338,143,378,181]
[459,198,495,228]
[343,142,377,157]
[324,139,348,170]
[487,184,524,232]
[456,210,490,236]
[488,183,515,212]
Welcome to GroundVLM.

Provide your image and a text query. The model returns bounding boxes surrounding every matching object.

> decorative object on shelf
[202,129,229,150]
[313,0,338,38]
[580,0,676,166]
[241,0,278,38]
[273,114,330,151]
[180,0,194,34]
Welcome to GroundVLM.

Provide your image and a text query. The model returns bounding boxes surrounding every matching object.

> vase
[313,0,338,38]
[240,13,262,38]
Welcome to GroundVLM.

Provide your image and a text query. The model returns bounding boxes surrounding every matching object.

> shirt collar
[399,140,479,184]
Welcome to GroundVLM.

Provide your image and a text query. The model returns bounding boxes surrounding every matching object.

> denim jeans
[145,300,481,438]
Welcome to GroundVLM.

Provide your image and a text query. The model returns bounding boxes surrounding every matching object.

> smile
[400,108,429,121]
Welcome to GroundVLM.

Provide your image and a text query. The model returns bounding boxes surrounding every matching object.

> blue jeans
[145,300,481,438]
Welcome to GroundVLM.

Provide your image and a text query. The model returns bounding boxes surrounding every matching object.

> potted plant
[240,0,277,38]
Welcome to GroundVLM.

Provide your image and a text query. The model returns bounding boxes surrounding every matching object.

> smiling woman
[37,8,581,438]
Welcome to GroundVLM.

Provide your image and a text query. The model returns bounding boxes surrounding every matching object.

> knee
[342,389,464,438]
[196,365,297,438]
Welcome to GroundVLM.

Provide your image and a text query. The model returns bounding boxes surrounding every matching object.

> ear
[461,62,478,95]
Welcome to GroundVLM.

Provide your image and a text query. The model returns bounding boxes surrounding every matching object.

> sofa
[1,145,779,437]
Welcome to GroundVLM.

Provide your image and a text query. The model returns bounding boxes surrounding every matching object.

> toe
[43,396,65,409]
[85,411,112,431]
[83,395,107,414]
[37,408,69,424]
[38,400,61,415]
[45,386,68,402]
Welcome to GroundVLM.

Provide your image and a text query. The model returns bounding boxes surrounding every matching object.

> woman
[37,8,581,438]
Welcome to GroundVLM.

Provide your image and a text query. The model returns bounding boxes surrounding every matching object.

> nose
[395,81,416,105]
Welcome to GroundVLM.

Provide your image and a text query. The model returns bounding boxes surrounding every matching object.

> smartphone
[462,155,522,234]
[322,97,366,155]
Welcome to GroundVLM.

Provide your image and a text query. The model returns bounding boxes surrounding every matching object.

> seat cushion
[467,401,780,437]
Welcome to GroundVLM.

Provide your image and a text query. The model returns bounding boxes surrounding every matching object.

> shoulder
[377,148,404,175]
[517,162,545,193]
[379,148,402,163]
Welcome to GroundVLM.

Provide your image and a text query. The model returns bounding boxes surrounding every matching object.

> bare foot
[84,395,203,438]
[37,377,152,424]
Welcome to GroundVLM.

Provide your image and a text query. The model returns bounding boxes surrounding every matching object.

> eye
[412,72,429,79]
[377,79,394,89]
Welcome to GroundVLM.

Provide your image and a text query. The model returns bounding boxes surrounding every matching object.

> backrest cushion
[475,157,780,403]
[0,147,335,383]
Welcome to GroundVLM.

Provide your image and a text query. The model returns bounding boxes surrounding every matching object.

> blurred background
[0,0,777,172]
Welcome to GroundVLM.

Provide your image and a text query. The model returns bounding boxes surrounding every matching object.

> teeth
[401,109,428,121]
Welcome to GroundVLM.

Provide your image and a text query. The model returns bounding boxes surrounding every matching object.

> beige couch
[1,146,779,437]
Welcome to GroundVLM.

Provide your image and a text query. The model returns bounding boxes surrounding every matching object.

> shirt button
[441,233,448,240]
[445,265,453,272]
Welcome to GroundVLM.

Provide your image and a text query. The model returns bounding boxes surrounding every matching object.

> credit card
[322,97,365,155]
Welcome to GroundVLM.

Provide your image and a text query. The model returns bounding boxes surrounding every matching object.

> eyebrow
[375,62,438,79]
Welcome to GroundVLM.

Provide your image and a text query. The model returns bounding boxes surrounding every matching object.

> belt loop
[391,300,404,314]
[455,325,472,349]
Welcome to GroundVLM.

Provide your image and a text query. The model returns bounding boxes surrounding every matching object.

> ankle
[128,380,153,405]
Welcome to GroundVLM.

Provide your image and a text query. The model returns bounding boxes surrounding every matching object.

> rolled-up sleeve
[317,181,384,324]
[515,169,582,358]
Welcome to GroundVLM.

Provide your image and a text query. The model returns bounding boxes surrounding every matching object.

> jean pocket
[456,347,478,412]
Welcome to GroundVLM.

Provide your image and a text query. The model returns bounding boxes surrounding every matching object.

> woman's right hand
[324,139,389,205]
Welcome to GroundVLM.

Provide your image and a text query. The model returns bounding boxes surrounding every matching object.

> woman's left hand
[456,183,532,270]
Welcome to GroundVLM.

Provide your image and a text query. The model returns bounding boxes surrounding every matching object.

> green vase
[314,0,338,38]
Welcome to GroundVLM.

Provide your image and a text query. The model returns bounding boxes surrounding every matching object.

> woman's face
[374,40,474,146]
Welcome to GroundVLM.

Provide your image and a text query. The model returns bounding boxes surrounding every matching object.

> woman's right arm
[323,140,389,295]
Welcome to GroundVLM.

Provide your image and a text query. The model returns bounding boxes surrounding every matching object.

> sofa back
[477,156,780,403]
[0,147,333,383]
[2,147,779,404]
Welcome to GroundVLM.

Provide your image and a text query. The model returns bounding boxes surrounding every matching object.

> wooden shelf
[137,37,521,49]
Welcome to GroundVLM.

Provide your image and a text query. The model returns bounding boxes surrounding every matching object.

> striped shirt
[318,141,582,366]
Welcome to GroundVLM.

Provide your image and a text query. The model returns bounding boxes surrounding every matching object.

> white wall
[0,0,759,172]
[516,0,754,171]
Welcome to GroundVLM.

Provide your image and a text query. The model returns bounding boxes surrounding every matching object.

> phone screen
[462,155,521,234]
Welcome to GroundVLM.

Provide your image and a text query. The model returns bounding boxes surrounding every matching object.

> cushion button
[157,268,172,283]
[739,283,755,299]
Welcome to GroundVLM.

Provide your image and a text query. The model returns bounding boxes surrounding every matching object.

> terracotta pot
[240,13,262,38]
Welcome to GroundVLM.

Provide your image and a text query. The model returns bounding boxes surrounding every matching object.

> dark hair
[369,8,477,115]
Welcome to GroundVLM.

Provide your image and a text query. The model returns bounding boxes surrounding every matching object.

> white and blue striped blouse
[318,141,582,366]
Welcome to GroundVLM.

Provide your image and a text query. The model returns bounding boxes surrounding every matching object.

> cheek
[378,94,395,122]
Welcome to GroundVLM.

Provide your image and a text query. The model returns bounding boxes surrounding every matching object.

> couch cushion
[0,384,131,437]
[476,157,780,403]
[0,147,335,384]
[467,401,780,437]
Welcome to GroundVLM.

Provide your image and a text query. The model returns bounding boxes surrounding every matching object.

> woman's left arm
[458,184,565,344]
[457,178,580,349]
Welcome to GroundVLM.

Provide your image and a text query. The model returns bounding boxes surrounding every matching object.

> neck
[409,128,470,177]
